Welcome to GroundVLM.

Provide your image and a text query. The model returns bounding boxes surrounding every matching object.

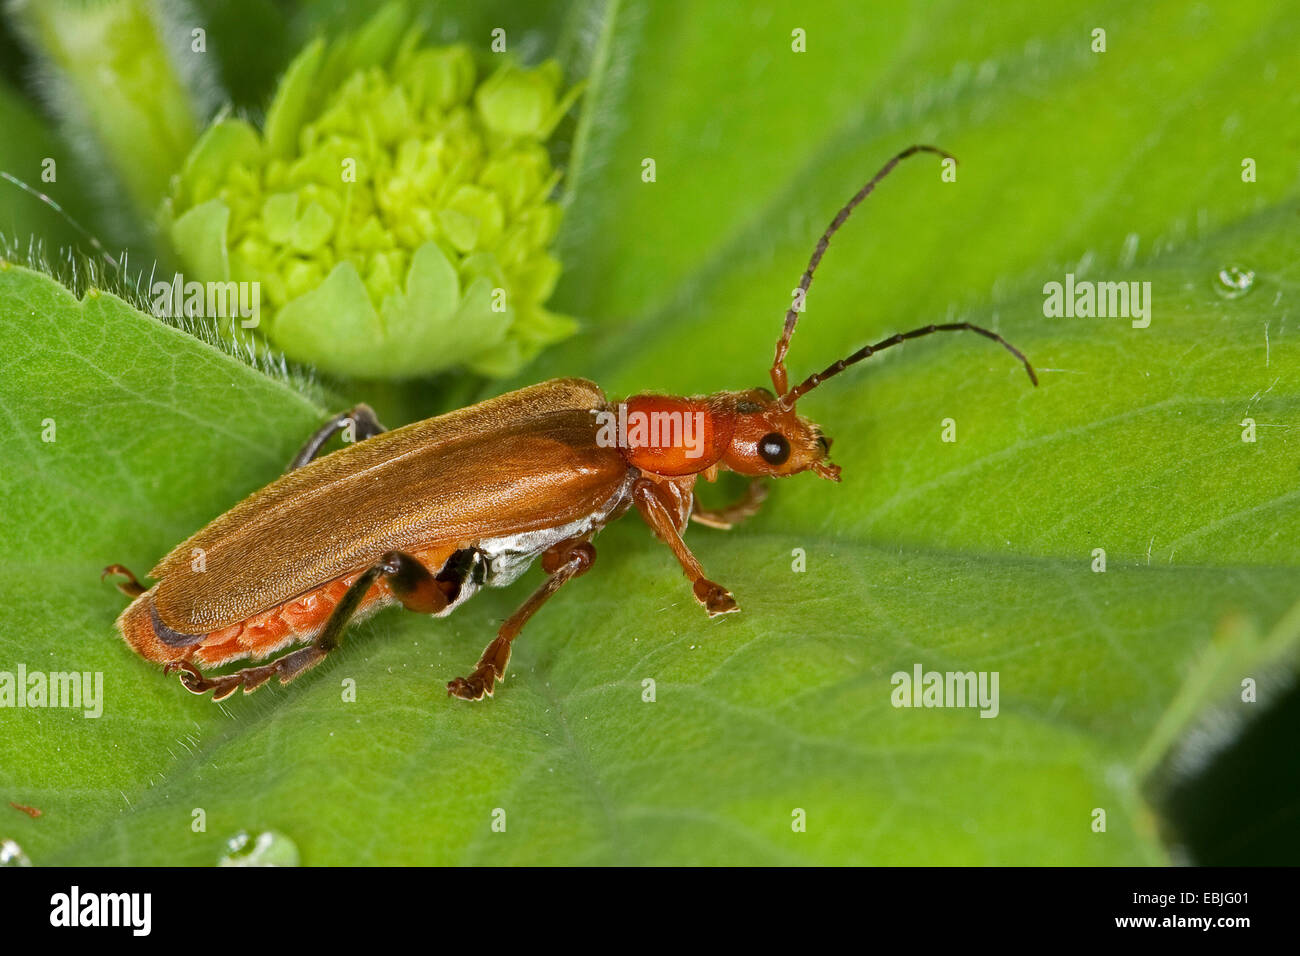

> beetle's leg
[288,403,386,471]
[690,479,768,530]
[388,547,486,613]
[167,549,477,701]
[633,479,738,616]
[101,564,146,598]
[167,559,386,700]
[447,539,596,701]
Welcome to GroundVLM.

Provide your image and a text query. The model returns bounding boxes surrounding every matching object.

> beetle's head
[717,388,840,481]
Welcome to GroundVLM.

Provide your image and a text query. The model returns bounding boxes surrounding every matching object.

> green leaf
[2,0,1298,865]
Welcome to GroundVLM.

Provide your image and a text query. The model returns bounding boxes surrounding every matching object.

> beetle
[104,145,1037,702]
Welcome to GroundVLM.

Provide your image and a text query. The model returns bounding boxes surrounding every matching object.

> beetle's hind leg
[170,549,479,701]
[288,403,386,471]
[166,560,387,700]
[447,539,596,702]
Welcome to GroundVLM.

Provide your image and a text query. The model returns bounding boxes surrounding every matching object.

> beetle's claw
[164,658,269,700]
[448,639,511,701]
[694,579,739,617]
[446,670,498,701]
[446,676,486,700]
[164,660,213,695]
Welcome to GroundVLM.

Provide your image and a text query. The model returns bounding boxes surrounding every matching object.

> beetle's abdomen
[118,573,377,669]
[119,541,468,669]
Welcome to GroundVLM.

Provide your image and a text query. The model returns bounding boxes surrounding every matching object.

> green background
[0,0,1297,864]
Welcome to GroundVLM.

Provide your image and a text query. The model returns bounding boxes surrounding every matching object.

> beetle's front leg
[447,539,596,701]
[633,478,738,616]
[287,403,386,471]
[690,479,768,530]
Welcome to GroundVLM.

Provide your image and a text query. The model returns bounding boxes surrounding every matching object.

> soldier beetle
[103,145,1037,702]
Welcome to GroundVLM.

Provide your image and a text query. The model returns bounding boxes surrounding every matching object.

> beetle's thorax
[604,393,732,477]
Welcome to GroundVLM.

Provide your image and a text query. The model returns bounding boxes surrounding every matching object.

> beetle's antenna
[0,170,120,271]
[771,144,952,396]
[780,321,1037,408]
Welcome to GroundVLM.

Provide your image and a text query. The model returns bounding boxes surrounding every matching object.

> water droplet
[217,830,300,867]
[1215,266,1255,299]
[1,840,31,866]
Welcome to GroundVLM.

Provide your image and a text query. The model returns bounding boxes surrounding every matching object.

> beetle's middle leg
[287,403,386,471]
[169,549,481,700]
[447,539,596,702]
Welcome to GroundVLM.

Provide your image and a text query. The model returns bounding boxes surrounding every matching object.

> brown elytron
[106,145,1037,702]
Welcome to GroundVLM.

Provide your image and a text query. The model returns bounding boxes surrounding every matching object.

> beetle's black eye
[758,432,790,466]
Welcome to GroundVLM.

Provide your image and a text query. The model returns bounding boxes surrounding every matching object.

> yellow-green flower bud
[160,6,583,379]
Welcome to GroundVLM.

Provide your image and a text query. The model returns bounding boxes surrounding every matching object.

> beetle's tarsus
[102,563,146,598]
[690,479,768,530]
[695,579,739,616]
[446,672,495,701]
[633,480,740,618]
[447,635,512,701]
[165,659,242,699]
[240,667,278,694]
[165,645,326,700]
[164,659,227,696]
[448,540,594,702]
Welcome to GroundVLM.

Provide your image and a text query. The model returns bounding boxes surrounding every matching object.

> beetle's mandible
[105,145,1037,702]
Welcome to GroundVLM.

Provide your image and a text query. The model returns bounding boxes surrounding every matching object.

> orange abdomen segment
[118,545,457,669]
